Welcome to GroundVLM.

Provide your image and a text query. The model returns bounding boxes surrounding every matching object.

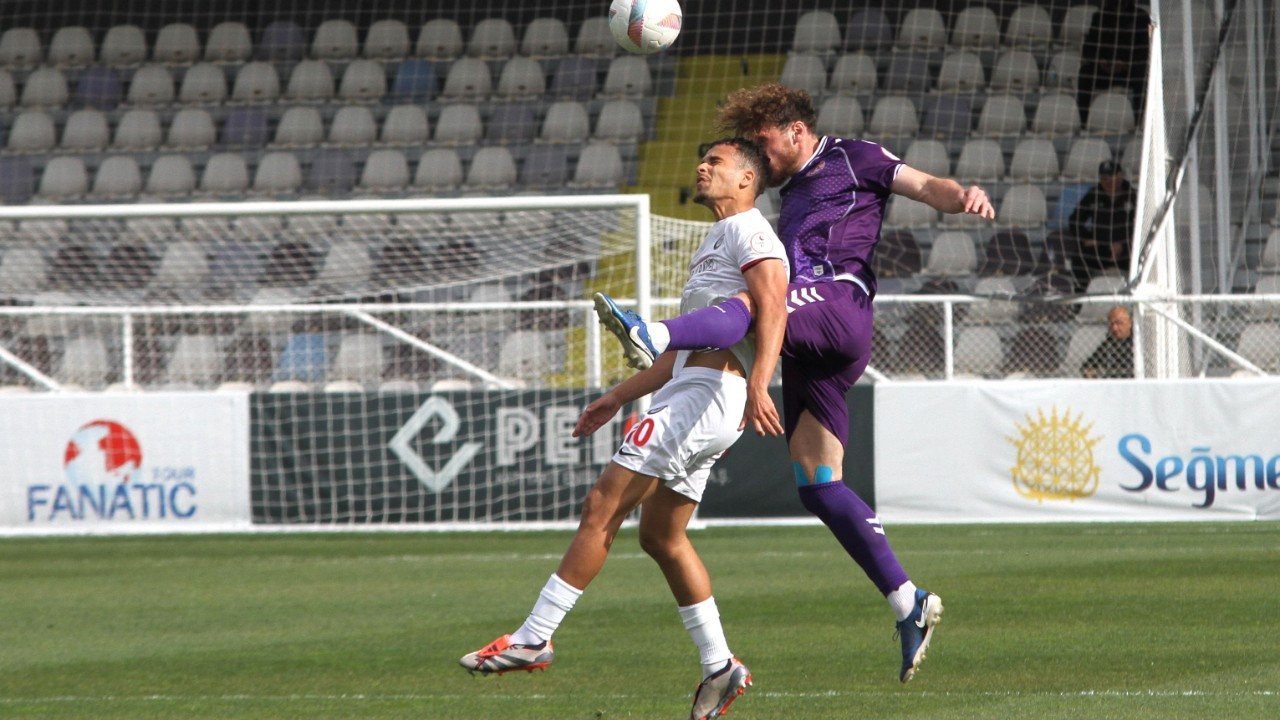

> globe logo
[63,420,143,487]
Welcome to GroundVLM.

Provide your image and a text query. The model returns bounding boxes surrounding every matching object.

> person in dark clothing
[1078,0,1151,115]
[1082,305,1134,378]
[1067,160,1137,289]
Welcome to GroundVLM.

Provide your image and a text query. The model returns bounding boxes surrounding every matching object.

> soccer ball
[608,0,683,55]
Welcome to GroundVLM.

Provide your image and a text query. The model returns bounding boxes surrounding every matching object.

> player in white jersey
[460,138,789,720]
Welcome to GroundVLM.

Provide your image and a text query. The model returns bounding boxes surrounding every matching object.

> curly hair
[715,83,818,136]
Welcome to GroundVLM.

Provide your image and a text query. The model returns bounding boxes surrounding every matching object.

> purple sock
[798,481,910,596]
[661,297,751,350]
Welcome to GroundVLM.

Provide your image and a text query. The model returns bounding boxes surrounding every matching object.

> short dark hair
[699,137,772,196]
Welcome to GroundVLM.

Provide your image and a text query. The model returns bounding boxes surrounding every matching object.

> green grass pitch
[1,523,1277,719]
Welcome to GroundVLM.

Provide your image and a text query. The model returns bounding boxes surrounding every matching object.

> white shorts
[611,366,747,503]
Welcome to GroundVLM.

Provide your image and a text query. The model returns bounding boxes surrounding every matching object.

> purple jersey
[777,136,903,294]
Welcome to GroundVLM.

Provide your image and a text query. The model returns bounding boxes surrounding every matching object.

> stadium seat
[390,58,437,102]
[199,153,250,195]
[1248,275,1280,320]
[37,157,89,200]
[496,56,546,99]
[60,109,110,150]
[569,142,624,189]
[989,50,1040,94]
[464,146,517,190]
[1257,229,1280,274]
[1121,135,1143,178]
[1060,324,1109,377]
[283,59,331,102]
[903,138,950,177]
[792,10,841,54]
[601,55,652,98]
[101,24,147,66]
[936,51,985,93]
[1008,137,1061,181]
[924,231,978,276]
[272,106,324,148]
[1236,323,1280,373]
[540,100,591,143]
[126,64,175,106]
[896,8,947,51]
[844,9,894,53]
[0,69,13,108]
[950,6,1000,49]
[468,17,517,59]
[486,103,538,145]
[414,148,463,191]
[594,99,645,142]
[165,107,217,149]
[1061,5,1099,48]
[6,111,55,152]
[954,326,1005,377]
[363,19,410,59]
[1062,137,1115,181]
[868,96,919,138]
[49,26,95,67]
[0,156,35,203]
[164,335,222,387]
[1086,90,1137,136]
[338,59,387,102]
[312,19,359,60]
[221,106,270,148]
[58,335,110,388]
[19,66,68,108]
[816,95,864,137]
[0,27,42,68]
[954,139,1005,183]
[433,103,483,145]
[828,52,877,96]
[153,23,200,64]
[379,104,430,146]
[920,95,973,140]
[439,57,493,100]
[522,17,570,58]
[145,155,197,195]
[91,156,143,198]
[574,16,618,57]
[976,93,1027,136]
[178,63,229,104]
[359,149,410,191]
[257,20,307,63]
[520,144,571,189]
[549,56,599,100]
[497,330,553,384]
[307,150,357,195]
[1004,5,1054,49]
[315,239,374,293]
[883,52,931,93]
[152,240,209,288]
[998,184,1048,229]
[885,196,937,229]
[326,105,377,146]
[330,334,385,385]
[779,54,827,97]
[0,245,46,294]
[416,18,464,59]
[1045,49,1083,91]
[205,21,252,63]
[1078,275,1128,321]
[73,66,123,109]
[252,151,303,194]
[1031,93,1082,136]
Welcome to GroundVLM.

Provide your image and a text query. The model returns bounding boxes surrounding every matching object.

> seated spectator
[1065,160,1136,289]
[1081,305,1134,378]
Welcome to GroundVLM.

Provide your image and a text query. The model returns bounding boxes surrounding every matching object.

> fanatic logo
[390,396,482,492]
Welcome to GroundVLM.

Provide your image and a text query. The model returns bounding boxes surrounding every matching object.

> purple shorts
[780,280,872,446]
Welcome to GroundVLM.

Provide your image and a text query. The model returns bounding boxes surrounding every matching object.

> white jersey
[677,207,788,374]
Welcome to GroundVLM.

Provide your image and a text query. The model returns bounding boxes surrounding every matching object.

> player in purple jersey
[596,84,996,683]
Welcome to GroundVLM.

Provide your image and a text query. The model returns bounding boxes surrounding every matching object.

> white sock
[648,321,671,353]
[887,581,918,622]
[510,573,583,645]
[678,597,732,679]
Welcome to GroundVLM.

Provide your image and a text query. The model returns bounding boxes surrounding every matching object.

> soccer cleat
[593,292,658,370]
[689,657,752,720]
[459,634,554,676]
[896,589,943,684]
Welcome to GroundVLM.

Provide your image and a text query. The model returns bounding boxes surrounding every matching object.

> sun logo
[1006,407,1103,502]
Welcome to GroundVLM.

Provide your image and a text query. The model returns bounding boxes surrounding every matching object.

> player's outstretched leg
[459,634,555,675]
[593,292,659,369]
[689,657,752,720]
[895,589,943,683]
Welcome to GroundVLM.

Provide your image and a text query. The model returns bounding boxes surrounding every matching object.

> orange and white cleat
[459,634,555,676]
[689,657,751,719]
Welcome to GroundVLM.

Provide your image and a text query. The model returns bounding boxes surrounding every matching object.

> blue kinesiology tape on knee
[793,462,835,485]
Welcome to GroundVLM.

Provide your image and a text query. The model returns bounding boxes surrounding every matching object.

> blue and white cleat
[896,589,943,683]
[593,292,658,370]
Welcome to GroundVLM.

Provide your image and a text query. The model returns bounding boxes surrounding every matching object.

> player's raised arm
[891,164,996,220]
